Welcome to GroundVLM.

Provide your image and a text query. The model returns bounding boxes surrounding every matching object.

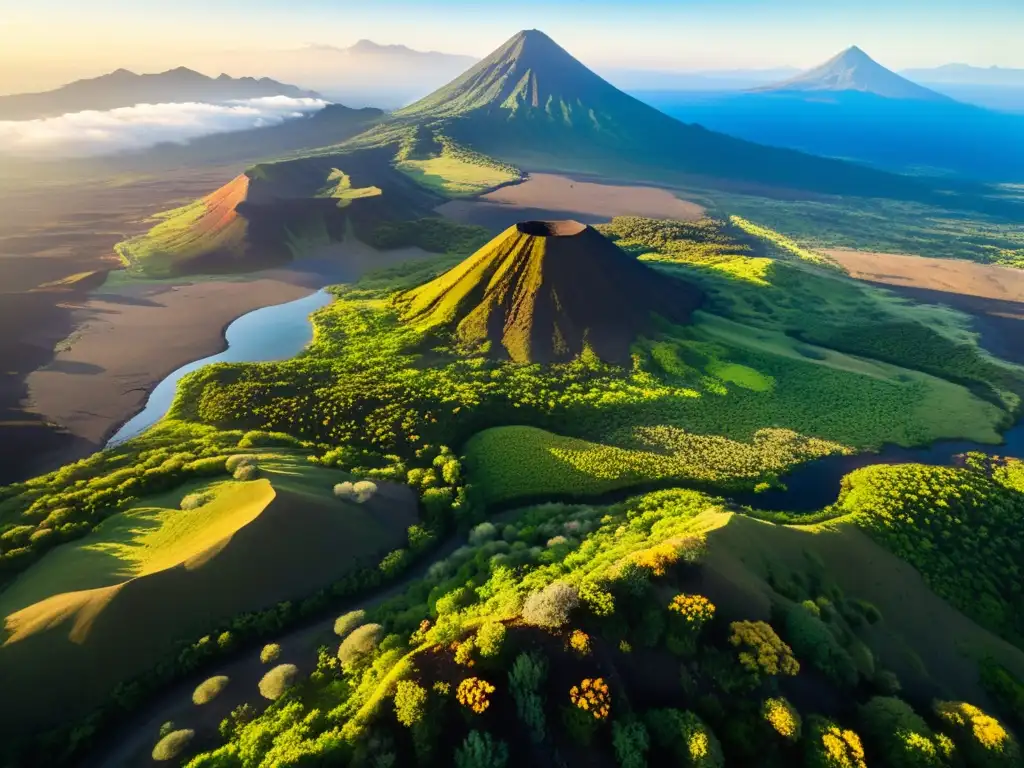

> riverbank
[20,239,433,482]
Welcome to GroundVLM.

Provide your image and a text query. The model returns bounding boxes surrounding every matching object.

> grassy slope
[396,154,519,197]
[698,510,1024,703]
[0,455,417,735]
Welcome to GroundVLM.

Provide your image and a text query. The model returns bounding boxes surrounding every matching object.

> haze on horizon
[3,0,1023,96]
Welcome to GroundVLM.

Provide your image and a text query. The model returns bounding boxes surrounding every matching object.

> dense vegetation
[171,489,1022,767]
[836,457,1024,646]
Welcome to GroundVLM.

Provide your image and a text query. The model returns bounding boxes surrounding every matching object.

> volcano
[399,220,703,364]
[756,46,951,102]
[393,30,923,197]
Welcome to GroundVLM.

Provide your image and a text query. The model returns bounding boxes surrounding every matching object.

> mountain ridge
[0,68,322,121]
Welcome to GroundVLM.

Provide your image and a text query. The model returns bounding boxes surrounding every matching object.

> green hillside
[0,452,418,737]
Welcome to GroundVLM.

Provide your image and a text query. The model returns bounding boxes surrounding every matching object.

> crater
[515,220,587,237]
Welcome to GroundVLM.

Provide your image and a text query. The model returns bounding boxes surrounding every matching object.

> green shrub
[646,708,724,768]
[192,675,229,705]
[476,621,506,658]
[152,729,194,761]
[509,652,548,743]
[453,730,509,768]
[258,664,299,700]
[394,680,428,727]
[613,718,650,768]
[334,480,378,503]
[260,643,281,664]
[784,603,858,688]
[859,696,951,768]
[728,621,800,681]
[237,430,302,448]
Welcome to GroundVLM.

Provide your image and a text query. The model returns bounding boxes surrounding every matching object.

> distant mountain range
[755,46,951,102]
[901,63,1024,87]
[640,46,1024,181]
[206,40,479,109]
[0,68,321,121]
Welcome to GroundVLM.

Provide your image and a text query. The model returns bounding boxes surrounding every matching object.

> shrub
[258,664,299,700]
[805,716,867,768]
[260,643,281,664]
[522,581,579,628]
[859,696,950,768]
[569,629,592,657]
[180,492,213,511]
[192,675,229,705]
[334,609,367,639]
[454,730,509,768]
[933,700,1020,767]
[237,430,302,448]
[394,680,428,727]
[158,721,175,738]
[469,522,498,546]
[476,621,506,658]
[728,621,800,680]
[224,454,256,472]
[762,697,801,741]
[784,603,858,688]
[233,463,259,481]
[668,593,716,628]
[457,677,496,714]
[613,719,650,768]
[646,708,724,768]
[455,637,476,667]
[338,623,383,669]
[379,548,410,577]
[334,480,378,503]
[408,524,436,552]
[152,729,194,762]
[570,677,611,720]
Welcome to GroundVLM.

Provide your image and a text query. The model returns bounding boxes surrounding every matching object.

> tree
[784,604,858,688]
[260,643,281,664]
[454,731,509,768]
[762,697,801,742]
[859,696,952,768]
[152,729,194,762]
[334,609,367,639]
[805,716,867,768]
[522,582,579,628]
[258,664,299,700]
[393,680,428,727]
[933,700,1020,767]
[613,718,650,768]
[476,621,506,658]
[338,623,383,670]
[457,677,496,714]
[728,621,800,680]
[645,708,724,768]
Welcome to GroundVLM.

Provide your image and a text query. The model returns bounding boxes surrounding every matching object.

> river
[105,288,333,447]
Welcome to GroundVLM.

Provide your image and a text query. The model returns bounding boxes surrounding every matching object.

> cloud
[0,96,328,158]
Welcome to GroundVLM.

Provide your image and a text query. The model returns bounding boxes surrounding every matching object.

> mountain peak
[756,46,952,101]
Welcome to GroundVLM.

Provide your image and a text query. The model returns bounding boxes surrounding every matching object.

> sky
[3,0,1023,95]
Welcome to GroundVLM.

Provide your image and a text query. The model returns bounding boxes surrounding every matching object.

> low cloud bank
[0,96,327,157]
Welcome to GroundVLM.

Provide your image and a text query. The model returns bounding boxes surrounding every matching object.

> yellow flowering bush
[457,677,495,714]
[762,697,802,741]
[934,700,1020,765]
[807,718,867,768]
[569,630,592,657]
[570,677,611,720]
[668,594,716,629]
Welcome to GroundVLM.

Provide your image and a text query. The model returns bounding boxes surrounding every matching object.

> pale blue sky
[3,0,1022,93]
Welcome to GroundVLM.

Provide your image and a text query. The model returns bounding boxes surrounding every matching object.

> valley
[1,18,1023,768]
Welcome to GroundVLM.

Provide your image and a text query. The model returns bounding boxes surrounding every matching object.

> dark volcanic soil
[0,166,238,484]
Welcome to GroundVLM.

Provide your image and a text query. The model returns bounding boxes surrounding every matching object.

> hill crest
[399,219,703,363]
[756,46,952,102]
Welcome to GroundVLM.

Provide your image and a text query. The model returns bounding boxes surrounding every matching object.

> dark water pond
[730,420,1024,512]
[106,288,332,447]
